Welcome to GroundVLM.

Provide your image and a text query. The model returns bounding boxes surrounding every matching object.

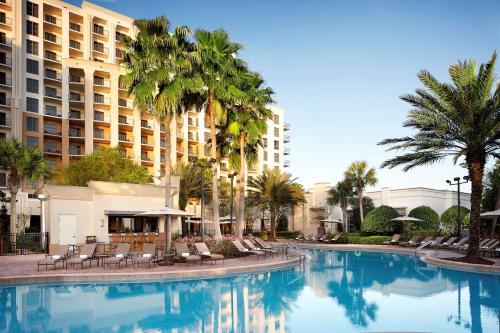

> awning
[104,210,144,216]
[480,209,500,218]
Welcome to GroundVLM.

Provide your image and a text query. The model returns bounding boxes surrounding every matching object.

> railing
[45,89,62,99]
[284,147,290,155]
[69,129,82,137]
[118,134,131,142]
[44,32,61,44]
[0,233,49,255]
[0,36,11,46]
[69,146,82,155]
[44,69,62,81]
[93,45,109,55]
[69,40,81,50]
[93,131,109,140]
[0,98,10,106]
[94,77,110,87]
[44,128,62,136]
[44,146,62,154]
[69,111,83,120]
[69,75,84,84]
[69,22,81,33]
[0,77,11,86]
[93,25,109,37]
[119,99,131,108]
[284,160,290,167]
[44,14,60,26]
[0,117,10,127]
[188,118,198,127]
[0,56,11,66]
[284,135,290,143]
[284,243,310,262]
[415,240,434,256]
[284,122,290,131]
[44,52,61,63]
[141,121,152,129]
[44,108,61,117]
[93,95,110,104]
[118,116,133,126]
[0,16,11,26]
[141,138,152,145]
[68,93,83,102]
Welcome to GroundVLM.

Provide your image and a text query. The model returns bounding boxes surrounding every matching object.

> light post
[37,194,47,253]
[228,172,237,235]
[189,156,216,240]
[446,176,469,237]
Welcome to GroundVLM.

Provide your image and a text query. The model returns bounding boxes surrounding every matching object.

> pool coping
[291,242,500,274]
[0,256,302,285]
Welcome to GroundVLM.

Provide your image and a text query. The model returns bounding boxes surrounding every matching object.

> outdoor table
[94,253,112,267]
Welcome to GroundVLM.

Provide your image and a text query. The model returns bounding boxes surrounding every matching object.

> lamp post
[37,194,47,253]
[446,176,469,237]
[189,156,216,240]
[228,172,237,235]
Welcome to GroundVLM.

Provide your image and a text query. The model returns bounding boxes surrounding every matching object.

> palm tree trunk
[163,116,173,256]
[465,160,484,259]
[342,205,348,233]
[236,134,246,238]
[270,209,276,240]
[358,189,364,224]
[208,91,222,240]
[9,191,16,234]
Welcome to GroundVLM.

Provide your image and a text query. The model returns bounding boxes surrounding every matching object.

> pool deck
[288,241,500,274]
[0,253,302,285]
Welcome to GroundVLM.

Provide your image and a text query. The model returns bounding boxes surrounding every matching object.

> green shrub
[441,206,470,236]
[361,205,400,235]
[404,206,440,237]
[336,233,388,244]
[276,231,300,239]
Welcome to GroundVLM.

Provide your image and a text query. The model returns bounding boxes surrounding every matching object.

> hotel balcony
[44,106,62,118]
[69,146,84,157]
[93,130,110,141]
[0,77,11,87]
[44,145,62,155]
[118,115,133,128]
[284,147,290,155]
[188,118,198,127]
[44,127,62,138]
[0,116,10,128]
[284,160,290,168]
[176,132,185,140]
[119,133,133,143]
[188,147,198,156]
[93,94,110,105]
[44,88,62,101]
[43,32,62,47]
[69,39,82,51]
[44,69,62,82]
[284,122,290,131]
[93,45,109,55]
[69,128,84,140]
[68,110,84,121]
[0,15,11,28]
[284,135,290,143]
[44,51,61,64]
[44,14,61,27]
[0,36,11,48]
[118,98,132,109]
[141,153,153,165]
[187,132,198,142]
[141,137,154,150]
[93,77,110,88]
[69,74,84,85]
[93,112,111,124]
[140,120,154,133]
[69,22,82,34]
[0,96,10,107]
[68,92,84,103]
[93,24,109,38]
[0,55,11,67]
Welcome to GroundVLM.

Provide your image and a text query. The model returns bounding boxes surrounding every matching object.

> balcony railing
[284,135,290,143]
[284,160,290,167]
[44,32,61,44]
[93,45,109,55]
[284,122,290,131]
[0,56,11,66]
[0,77,11,86]
[93,131,109,140]
[140,120,152,129]
[44,89,62,99]
[44,128,62,136]
[0,36,11,46]
[68,93,83,102]
[93,25,109,37]
[118,134,131,142]
[69,22,81,33]
[118,99,131,108]
[118,116,133,126]
[141,155,151,162]
[141,138,152,145]
[69,75,83,84]
[0,117,10,127]
[69,129,82,138]
[188,133,198,141]
[44,52,61,63]
[0,16,11,26]
[188,148,198,155]
[44,108,61,117]
[188,118,198,127]
[69,40,81,50]
[69,111,83,120]
[284,147,291,155]
[69,147,82,155]
[44,146,62,154]
[44,70,62,81]
[44,14,60,26]
[93,95,110,104]
[0,98,9,106]
[93,113,110,122]
[93,77,110,87]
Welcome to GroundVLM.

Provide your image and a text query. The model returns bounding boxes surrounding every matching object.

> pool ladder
[415,240,434,257]
[285,243,311,262]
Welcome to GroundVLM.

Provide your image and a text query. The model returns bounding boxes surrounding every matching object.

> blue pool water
[0,249,499,332]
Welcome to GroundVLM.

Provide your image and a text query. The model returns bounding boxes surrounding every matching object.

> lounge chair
[66,243,97,269]
[314,235,326,242]
[194,243,225,264]
[383,234,401,245]
[449,237,468,251]
[430,236,445,248]
[103,243,130,269]
[37,245,69,271]
[254,237,273,249]
[480,239,499,257]
[295,233,305,241]
[232,240,265,259]
[439,237,457,248]
[419,236,434,245]
[399,236,420,247]
[134,243,158,268]
[304,235,314,241]
[325,234,341,244]
[243,239,278,257]
[174,242,201,264]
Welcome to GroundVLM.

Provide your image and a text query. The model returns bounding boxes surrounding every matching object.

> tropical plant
[327,179,354,232]
[246,169,305,239]
[344,161,377,224]
[379,52,500,261]
[193,29,247,240]
[440,205,471,236]
[361,205,400,235]
[60,148,150,186]
[0,191,7,234]
[349,197,375,232]
[481,160,500,236]
[406,205,440,235]
[174,162,210,211]
[0,139,50,233]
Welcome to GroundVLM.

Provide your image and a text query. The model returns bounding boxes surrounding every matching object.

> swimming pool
[0,249,498,332]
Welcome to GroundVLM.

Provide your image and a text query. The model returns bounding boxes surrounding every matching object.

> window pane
[26,78,38,93]
[26,116,38,131]
[27,59,38,74]
[26,97,38,113]
[26,136,39,148]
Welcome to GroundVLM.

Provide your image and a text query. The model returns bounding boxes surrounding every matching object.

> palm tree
[194,29,246,240]
[247,169,305,239]
[327,179,354,232]
[122,16,200,253]
[225,72,274,237]
[0,140,50,233]
[174,163,210,211]
[344,161,377,224]
[379,52,500,261]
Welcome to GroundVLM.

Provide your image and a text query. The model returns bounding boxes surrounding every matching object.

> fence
[0,232,49,255]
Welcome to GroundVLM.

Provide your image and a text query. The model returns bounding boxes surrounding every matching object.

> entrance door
[58,214,77,245]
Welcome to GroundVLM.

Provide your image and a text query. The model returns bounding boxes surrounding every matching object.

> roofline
[366,186,471,195]
[81,1,135,23]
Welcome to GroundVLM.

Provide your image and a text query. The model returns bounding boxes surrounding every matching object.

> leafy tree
[406,205,440,234]
[379,52,500,260]
[327,179,354,232]
[0,190,8,234]
[194,29,247,240]
[361,205,400,235]
[441,206,471,236]
[247,169,305,239]
[481,160,500,236]
[60,148,150,186]
[174,162,210,211]
[276,215,289,231]
[0,139,50,233]
[344,161,377,224]
[349,197,375,232]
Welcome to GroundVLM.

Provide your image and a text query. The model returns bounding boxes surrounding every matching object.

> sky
[68,0,500,192]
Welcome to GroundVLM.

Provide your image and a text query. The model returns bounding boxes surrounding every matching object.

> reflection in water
[0,250,498,333]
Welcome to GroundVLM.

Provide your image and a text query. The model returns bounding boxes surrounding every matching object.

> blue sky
[71,0,500,191]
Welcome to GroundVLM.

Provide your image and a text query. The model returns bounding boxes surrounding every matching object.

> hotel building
[0,0,290,191]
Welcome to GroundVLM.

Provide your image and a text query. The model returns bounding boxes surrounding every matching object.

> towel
[181,253,190,257]
[143,253,152,258]
[52,255,61,260]
[79,255,88,259]
[116,254,124,258]
[202,251,210,256]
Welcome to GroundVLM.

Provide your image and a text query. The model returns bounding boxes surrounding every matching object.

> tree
[327,179,354,232]
[194,29,247,240]
[349,197,375,232]
[361,205,400,235]
[174,162,210,211]
[0,191,8,234]
[379,52,500,262]
[246,169,305,239]
[344,161,377,224]
[60,148,150,186]
[407,205,440,234]
[0,140,50,233]
[224,72,274,237]
[122,16,201,253]
[441,206,471,236]
[481,160,500,236]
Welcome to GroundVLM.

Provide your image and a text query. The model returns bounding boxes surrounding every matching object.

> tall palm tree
[174,163,210,211]
[344,161,377,224]
[247,169,305,239]
[225,72,274,237]
[327,179,354,232]
[0,139,50,233]
[122,16,201,253]
[194,29,246,240]
[379,52,500,261]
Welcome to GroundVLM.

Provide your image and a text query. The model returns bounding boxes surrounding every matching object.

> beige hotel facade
[0,0,290,192]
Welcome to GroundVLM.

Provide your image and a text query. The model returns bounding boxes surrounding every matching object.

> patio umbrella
[391,216,423,222]
[220,215,235,222]
[480,209,500,217]
[136,208,193,264]
[319,218,343,224]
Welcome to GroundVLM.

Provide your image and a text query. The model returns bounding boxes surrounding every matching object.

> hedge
[404,206,440,236]
[441,206,470,236]
[341,233,389,245]
[361,205,400,235]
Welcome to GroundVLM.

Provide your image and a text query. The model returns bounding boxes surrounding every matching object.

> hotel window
[26,59,38,75]
[26,78,38,93]
[93,23,105,35]
[263,138,267,148]
[0,112,4,126]
[26,97,38,113]
[45,105,58,116]
[0,172,6,187]
[45,86,58,98]
[26,1,39,17]
[273,115,279,124]
[274,153,279,163]
[69,39,81,50]
[94,128,104,139]
[26,21,38,36]
[26,136,39,148]
[274,127,279,136]
[263,151,267,161]
[27,40,38,55]
[26,116,38,131]
[274,140,279,150]
[0,92,5,105]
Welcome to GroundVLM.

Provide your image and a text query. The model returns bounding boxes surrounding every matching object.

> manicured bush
[441,206,470,236]
[403,206,440,237]
[276,231,300,239]
[341,233,389,244]
[361,205,400,235]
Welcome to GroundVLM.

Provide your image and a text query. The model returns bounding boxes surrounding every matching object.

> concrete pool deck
[0,253,303,285]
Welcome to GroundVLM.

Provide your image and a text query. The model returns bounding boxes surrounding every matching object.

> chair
[383,234,400,245]
[66,243,97,269]
[232,240,265,259]
[243,239,277,257]
[399,236,420,247]
[37,245,69,271]
[431,236,445,247]
[174,243,202,264]
[449,237,468,251]
[480,239,499,256]
[134,243,158,268]
[194,243,225,264]
[439,237,457,248]
[295,233,305,241]
[324,234,341,244]
[103,243,131,269]
[254,238,274,249]
[419,236,434,245]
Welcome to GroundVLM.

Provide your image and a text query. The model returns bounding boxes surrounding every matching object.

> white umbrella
[318,218,343,224]
[391,216,423,222]
[220,215,235,222]
[480,209,500,218]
